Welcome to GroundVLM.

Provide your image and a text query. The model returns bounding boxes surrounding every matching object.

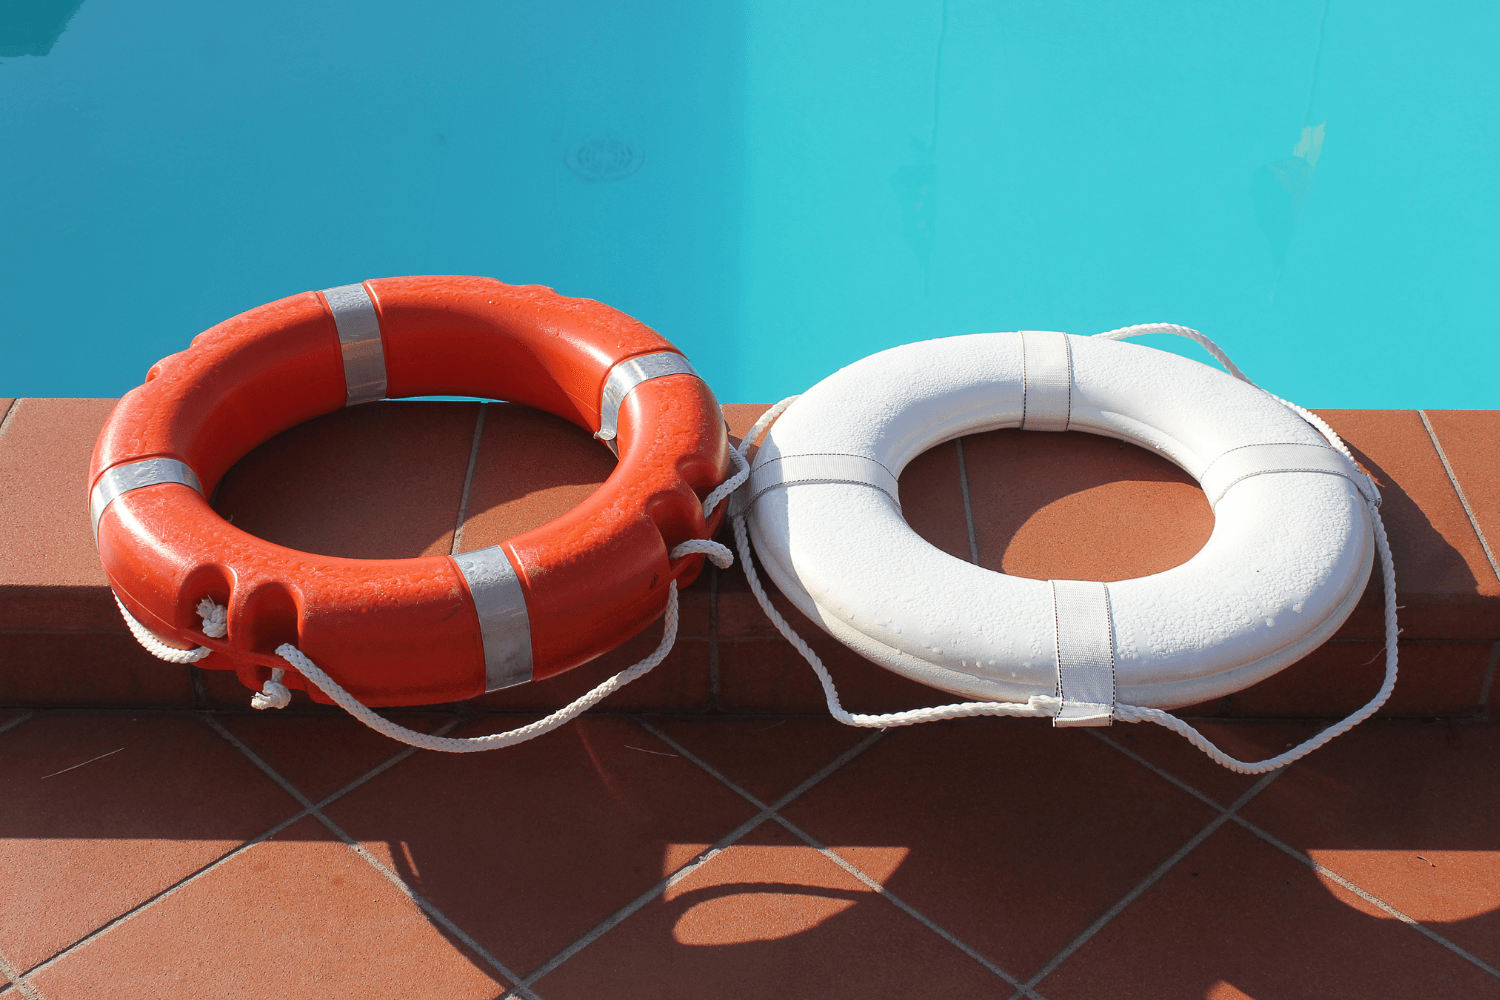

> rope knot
[195,598,228,638]
[250,667,291,710]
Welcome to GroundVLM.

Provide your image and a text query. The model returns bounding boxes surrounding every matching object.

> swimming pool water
[2,1,1495,408]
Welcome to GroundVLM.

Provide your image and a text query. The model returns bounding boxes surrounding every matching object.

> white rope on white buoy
[113,343,1394,772]
[729,325,1399,773]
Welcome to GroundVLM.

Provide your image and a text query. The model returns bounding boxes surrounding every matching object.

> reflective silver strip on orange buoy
[451,545,534,691]
[596,351,701,452]
[322,283,387,406]
[90,458,204,544]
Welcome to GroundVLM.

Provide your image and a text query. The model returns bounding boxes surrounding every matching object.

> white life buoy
[732,325,1397,773]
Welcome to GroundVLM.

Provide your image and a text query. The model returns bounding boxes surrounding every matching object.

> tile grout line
[309,738,442,811]
[1478,642,1498,717]
[708,565,720,712]
[953,437,981,565]
[188,663,209,710]
[220,711,461,813]
[0,711,38,737]
[0,948,46,1000]
[1419,409,1500,585]
[203,713,382,815]
[1,627,191,637]
[202,714,538,995]
[768,811,1042,998]
[449,402,489,555]
[504,808,778,999]
[1089,729,1500,982]
[17,807,315,982]
[638,720,885,821]
[1232,814,1500,978]
[0,398,22,441]
[635,723,1039,995]
[323,813,540,998]
[1086,729,1239,813]
[504,724,889,996]
[1016,758,1284,997]
[9,685,474,982]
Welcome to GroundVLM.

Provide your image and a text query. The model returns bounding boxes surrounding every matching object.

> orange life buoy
[89,276,732,707]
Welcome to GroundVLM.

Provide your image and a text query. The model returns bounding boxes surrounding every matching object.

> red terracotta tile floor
[2,706,1496,999]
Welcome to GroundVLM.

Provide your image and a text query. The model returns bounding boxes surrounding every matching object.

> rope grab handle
[115,450,750,753]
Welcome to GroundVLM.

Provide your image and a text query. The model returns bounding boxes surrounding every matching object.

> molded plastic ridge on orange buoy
[88,276,732,707]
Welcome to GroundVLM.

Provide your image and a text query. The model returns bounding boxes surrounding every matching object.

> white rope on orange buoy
[116,449,750,752]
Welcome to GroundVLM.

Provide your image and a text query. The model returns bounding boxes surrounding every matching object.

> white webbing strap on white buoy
[745,454,901,512]
[116,448,751,752]
[730,326,1400,774]
[1050,580,1116,727]
[1019,330,1073,431]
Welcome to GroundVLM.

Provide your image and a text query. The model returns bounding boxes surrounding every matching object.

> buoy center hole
[213,401,616,560]
[900,429,1214,582]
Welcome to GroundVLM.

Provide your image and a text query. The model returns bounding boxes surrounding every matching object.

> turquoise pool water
[2,1,1495,407]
